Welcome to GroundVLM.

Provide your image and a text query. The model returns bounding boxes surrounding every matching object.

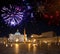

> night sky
[0,0,60,37]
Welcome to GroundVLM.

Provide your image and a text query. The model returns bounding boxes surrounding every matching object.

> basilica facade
[8,29,27,42]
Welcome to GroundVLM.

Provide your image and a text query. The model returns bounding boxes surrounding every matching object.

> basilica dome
[15,30,21,35]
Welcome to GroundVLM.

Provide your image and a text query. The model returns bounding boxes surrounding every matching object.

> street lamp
[16,38,19,42]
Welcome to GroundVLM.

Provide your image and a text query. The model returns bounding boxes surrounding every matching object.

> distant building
[31,31,58,43]
[31,31,56,38]
[41,31,56,38]
[8,29,27,42]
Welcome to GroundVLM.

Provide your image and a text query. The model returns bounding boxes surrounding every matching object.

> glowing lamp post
[31,35,33,38]
[16,38,19,42]
[33,39,36,43]
[43,41,47,44]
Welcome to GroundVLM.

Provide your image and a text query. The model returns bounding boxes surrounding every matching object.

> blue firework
[1,5,24,26]
[1,3,34,26]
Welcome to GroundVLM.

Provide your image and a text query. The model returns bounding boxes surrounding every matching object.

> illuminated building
[31,31,60,43]
[41,31,56,38]
[8,29,27,42]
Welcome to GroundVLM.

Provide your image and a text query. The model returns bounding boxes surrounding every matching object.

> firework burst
[1,3,34,26]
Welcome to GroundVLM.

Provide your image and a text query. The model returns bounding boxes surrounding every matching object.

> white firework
[1,4,24,26]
